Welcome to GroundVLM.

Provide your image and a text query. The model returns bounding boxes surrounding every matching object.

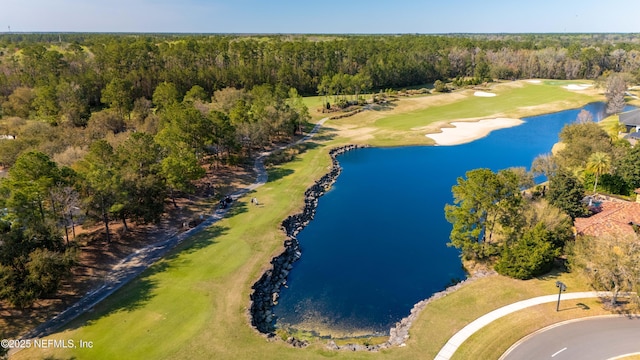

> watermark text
[1,338,94,349]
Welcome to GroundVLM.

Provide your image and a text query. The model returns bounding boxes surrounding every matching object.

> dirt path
[19,118,329,341]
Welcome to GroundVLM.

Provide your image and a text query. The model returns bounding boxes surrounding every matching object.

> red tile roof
[575,201,640,238]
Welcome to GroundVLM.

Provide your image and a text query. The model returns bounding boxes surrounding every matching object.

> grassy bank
[15,80,611,360]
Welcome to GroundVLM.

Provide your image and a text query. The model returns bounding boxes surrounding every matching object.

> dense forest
[3,33,640,99]
[2,32,640,308]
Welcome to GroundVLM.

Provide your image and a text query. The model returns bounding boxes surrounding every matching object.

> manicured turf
[301,95,329,122]
[16,80,617,360]
[374,83,595,131]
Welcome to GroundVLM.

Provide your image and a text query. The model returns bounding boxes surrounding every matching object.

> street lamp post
[556,281,567,311]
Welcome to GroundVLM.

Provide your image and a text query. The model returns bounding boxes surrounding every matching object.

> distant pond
[273,102,620,336]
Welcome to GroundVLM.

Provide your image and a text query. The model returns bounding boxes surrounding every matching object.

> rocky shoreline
[249,144,368,340]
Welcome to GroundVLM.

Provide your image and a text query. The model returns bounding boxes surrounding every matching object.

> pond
[273,102,618,336]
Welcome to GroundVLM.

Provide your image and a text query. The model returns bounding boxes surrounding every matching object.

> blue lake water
[273,102,619,336]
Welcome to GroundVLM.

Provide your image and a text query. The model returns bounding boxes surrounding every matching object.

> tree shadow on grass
[62,225,228,332]
[63,272,161,331]
[605,300,640,319]
[310,127,337,142]
[368,102,397,112]
[297,141,322,152]
[171,225,227,257]
[268,168,294,183]
[535,267,566,281]
[224,200,248,218]
[265,141,324,167]
[301,120,317,133]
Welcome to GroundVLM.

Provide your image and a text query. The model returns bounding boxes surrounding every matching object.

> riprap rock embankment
[250,145,367,338]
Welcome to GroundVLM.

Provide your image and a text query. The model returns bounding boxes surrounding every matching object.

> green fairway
[301,95,328,122]
[374,82,595,131]
[16,80,616,360]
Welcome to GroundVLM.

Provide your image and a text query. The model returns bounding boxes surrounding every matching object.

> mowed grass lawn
[16,80,615,360]
[301,95,329,122]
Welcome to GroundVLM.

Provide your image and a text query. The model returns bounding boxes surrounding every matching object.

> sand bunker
[474,91,497,97]
[525,79,542,84]
[565,84,593,91]
[425,118,524,146]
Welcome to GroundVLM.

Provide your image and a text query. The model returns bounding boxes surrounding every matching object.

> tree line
[4,33,640,105]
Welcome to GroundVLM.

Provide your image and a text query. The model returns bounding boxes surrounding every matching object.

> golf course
[14,80,624,360]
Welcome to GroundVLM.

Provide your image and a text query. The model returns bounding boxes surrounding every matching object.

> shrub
[434,80,449,93]
[264,144,309,166]
[600,173,630,195]
[494,223,558,279]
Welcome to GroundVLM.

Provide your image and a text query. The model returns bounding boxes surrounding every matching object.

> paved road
[500,316,640,360]
[435,292,615,360]
[18,117,329,343]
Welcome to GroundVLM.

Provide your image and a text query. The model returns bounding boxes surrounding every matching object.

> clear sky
[2,0,640,34]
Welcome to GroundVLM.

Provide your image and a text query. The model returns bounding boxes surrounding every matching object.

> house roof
[619,109,640,127]
[575,201,640,238]
[624,132,640,139]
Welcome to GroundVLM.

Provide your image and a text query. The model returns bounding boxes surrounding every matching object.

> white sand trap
[474,91,497,97]
[525,79,542,84]
[426,118,524,146]
[565,84,593,91]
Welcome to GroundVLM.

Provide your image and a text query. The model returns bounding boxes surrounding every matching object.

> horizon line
[1,31,639,36]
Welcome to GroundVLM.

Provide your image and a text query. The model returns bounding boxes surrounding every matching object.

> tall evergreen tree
[75,140,123,243]
[547,169,586,219]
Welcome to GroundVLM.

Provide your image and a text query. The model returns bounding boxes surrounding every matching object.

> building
[625,131,640,146]
[574,201,640,238]
[619,108,640,133]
